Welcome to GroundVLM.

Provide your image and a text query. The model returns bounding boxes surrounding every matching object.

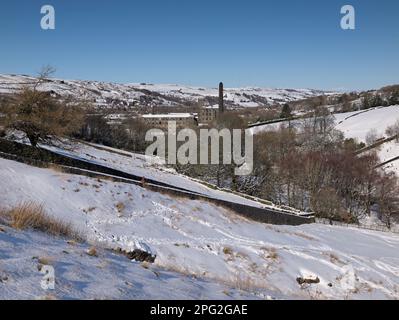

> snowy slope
[1,157,399,299]
[0,225,272,300]
[333,106,399,173]
[249,106,399,138]
[378,139,399,173]
[0,74,328,109]
[334,106,399,142]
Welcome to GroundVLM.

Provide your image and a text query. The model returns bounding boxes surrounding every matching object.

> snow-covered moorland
[0,74,328,109]
[1,143,399,299]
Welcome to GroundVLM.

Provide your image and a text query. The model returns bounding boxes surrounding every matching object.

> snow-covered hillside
[249,106,399,175]
[334,106,399,174]
[378,140,399,173]
[0,74,328,109]
[334,106,399,142]
[1,151,399,299]
[0,224,271,300]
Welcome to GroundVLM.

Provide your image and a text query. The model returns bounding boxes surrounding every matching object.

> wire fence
[315,218,399,234]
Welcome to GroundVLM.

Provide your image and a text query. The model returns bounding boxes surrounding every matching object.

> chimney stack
[219,82,224,113]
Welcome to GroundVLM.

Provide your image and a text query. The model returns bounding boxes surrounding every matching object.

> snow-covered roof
[142,113,194,119]
[204,105,220,109]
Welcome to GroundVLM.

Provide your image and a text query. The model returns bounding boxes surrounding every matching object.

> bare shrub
[386,119,399,140]
[266,248,278,260]
[0,201,82,241]
[223,247,233,255]
[37,257,54,266]
[116,202,125,213]
[233,275,254,291]
[261,247,279,260]
[86,247,98,257]
[365,129,381,146]
[228,274,267,291]
[328,253,343,265]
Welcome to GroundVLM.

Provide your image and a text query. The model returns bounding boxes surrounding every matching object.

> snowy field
[1,157,399,299]
[334,106,399,142]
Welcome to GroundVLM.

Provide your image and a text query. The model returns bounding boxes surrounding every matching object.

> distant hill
[0,74,329,110]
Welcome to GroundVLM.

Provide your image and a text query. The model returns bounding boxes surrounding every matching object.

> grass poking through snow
[0,201,82,241]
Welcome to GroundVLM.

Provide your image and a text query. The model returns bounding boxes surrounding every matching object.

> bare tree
[3,66,86,146]
[386,119,399,140]
[375,173,399,228]
[365,129,381,146]
[33,65,57,90]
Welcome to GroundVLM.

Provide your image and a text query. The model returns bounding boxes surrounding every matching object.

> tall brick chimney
[219,82,224,113]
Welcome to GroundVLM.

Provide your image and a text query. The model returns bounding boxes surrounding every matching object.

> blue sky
[1,0,398,90]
